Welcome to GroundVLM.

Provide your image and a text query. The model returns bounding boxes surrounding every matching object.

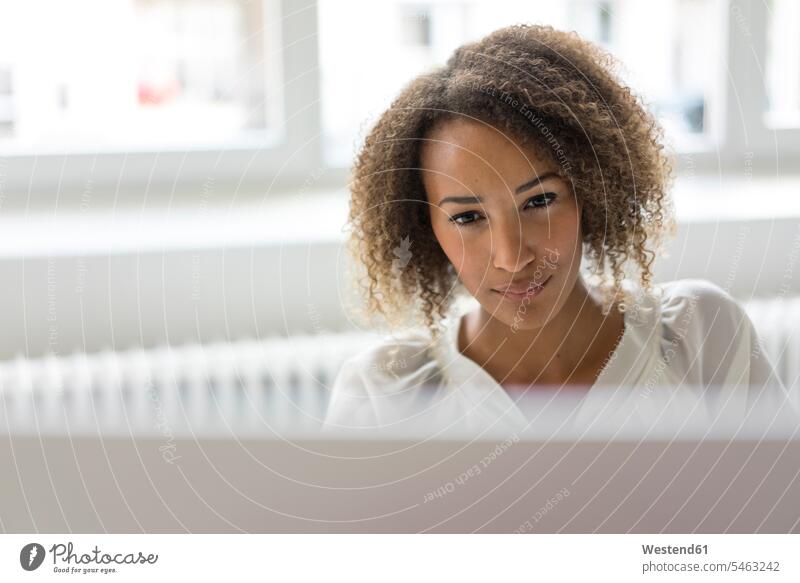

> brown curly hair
[345,23,675,336]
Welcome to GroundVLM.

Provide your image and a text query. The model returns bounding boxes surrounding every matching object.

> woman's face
[421,117,584,330]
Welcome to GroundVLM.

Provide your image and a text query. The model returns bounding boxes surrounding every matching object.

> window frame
[696,0,800,175]
[0,0,796,206]
[0,0,350,204]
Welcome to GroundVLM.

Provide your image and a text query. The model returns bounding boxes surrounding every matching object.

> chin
[481,294,553,331]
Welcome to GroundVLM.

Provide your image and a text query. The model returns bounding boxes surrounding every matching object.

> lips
[493,275,551,295]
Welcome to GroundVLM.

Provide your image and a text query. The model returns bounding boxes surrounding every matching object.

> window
[0,0,797,200]
[606,0,724,149]
[0,0,283,153]
[766,0,800,127]
[318,0,724,166]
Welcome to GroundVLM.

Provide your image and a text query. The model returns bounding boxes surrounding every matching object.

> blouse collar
[430,278,663,432]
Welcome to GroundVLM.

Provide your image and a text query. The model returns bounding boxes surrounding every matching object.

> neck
[463,275,611,383]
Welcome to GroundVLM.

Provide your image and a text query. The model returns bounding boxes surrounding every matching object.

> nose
[490,219,537,273]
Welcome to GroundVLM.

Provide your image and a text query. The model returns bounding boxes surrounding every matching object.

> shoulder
[334,329,441,391]
[654,278,758,359]
[658,277,734,303]
[323,330,444,429]
[656,278,745,329]
[650,278,792,404]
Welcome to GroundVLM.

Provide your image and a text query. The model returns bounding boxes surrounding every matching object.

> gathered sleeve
[322,356,380,430]
[321,336,443,431]
[658,279,797,422]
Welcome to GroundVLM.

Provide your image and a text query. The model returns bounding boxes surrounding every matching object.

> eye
[523,192,557,210]
[447,192,557,227]
[448,211,484,226]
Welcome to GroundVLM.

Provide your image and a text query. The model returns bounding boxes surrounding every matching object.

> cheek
[544,214,579,240]
[535,206,582,254]
[431,222,487,282]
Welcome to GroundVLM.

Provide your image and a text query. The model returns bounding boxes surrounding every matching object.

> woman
[323,24,789,434]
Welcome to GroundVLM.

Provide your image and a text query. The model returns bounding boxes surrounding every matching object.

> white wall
[2,196,799,360]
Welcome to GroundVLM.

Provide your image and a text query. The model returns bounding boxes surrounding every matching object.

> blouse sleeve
[659,279,798,423]
[321,336,443,432]
[321,356,380,430]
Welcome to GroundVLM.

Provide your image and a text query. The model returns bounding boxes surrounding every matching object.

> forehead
[420,117,558,195]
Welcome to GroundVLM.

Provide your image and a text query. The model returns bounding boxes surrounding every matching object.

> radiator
[1,297,798,437]
[0,333,382,437]
[744,296,800,403]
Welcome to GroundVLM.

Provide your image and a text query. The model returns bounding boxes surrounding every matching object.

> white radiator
[0,333,382,437]
[0,296,798,436]
[744,296,800,403]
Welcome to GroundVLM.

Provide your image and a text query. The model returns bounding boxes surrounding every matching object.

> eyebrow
[437,171,560,205]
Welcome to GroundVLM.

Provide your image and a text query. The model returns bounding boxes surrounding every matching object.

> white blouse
[322,279,797,437]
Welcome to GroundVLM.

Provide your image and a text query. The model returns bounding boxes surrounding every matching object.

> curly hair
[345,23,675,336]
